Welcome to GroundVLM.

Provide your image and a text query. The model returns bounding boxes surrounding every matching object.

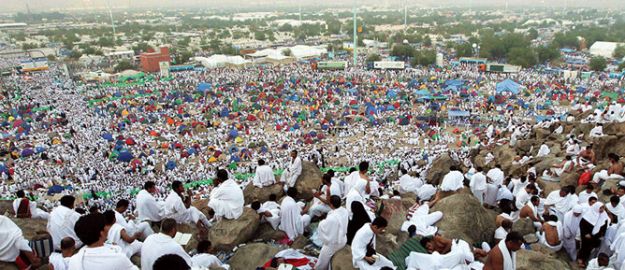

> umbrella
[21,148,34,157]
[101,133,114,141]
[117,151,134,162]
[166,160,176,170]
[125,138,136,145]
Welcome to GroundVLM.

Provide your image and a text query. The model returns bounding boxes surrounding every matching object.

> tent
[117,151,134,162]
[101,133,114,141]
[166,160,177,170]
[21,148,34,157]
[447,110,470,117]
[496,79,521,95]
[197,83,212,92]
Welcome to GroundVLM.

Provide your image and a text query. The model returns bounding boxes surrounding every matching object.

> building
[139,47,171,72]
[589,41,625,58]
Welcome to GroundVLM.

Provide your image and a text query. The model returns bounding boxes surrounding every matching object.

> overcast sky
[2,0,624,13]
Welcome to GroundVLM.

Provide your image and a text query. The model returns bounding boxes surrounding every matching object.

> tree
[528,28,539,40]
[22,43,38,50]
[423,36,432,47]
[391,44,415,60]
[282,49,292,56]
[619,61,625,72]
[536,45,561,63]
[507,47,537,68]
[96,37,115,47]
[114,60,135,72]
[132,42,152,54]
[174,51,194,64]
[366,54,381,62]
[254,31,266,41]
[47,55,56,61]
[455,43,474,58]
[614,45,625,59]
[68,50,82,60]
[412,50,437,66]
[589,56,607,71]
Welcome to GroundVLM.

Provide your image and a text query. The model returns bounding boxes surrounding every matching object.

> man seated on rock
[589,124,605,138]
[593,153,624,187]
[536,143,550,157]
[136,181,164,224]
[279,187,311,241]
[48,237,75,270]
[402,191,443,237]
[577,144,596,169]
[494,219,513,245]
[483,231,523,270]
[408,234,486,270]
[536,215,563,252]
[309,173,340,219]
[48,195,83,250]
[519,195,543,229]
[163,180,211,231]
[141,218,192,270]
[253,159,276,188]
[351,217,396,269]
[190,240,227,269]
[544,187,575,222]
[397,169,423,194]
[545,155,575,178]
[0,215,42,268]
[68,213,137,270]
[251,194,281,229]
[514,183,538,210]
[316,195,348,270]
[440,166,465,192]
[579,184,598,204]
[586,252,615,270]
[208,169,244,221]
[114,199,154,239]
[13,189,49,220]
[103,210,143,258]
[280,150,302,191]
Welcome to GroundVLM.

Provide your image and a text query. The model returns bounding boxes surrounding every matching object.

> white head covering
[582,202,610,235]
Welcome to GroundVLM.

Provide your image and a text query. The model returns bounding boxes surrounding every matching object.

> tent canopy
[496,79,521,95]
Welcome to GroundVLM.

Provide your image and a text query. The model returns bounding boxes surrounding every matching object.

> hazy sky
[3,0,624,13]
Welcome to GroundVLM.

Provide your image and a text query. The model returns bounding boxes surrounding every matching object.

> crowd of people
[1,57,625,269]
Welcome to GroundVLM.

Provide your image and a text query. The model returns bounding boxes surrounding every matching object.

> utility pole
[107,0,117,41]
[404,0,407,30]
[353,0,357,68]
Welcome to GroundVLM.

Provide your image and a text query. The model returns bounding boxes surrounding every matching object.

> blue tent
[220,107,230,117]
[197,83,212,92]
[21,148,34,157]
[228,129,239,138]
[101,133,114,141]
[414,89,430,96]
[47,185,64,195]
[386,89,398,98]
[448,110,470,117]
[117,151,134,162]
[166,160,177,170]
[496,79,521,95]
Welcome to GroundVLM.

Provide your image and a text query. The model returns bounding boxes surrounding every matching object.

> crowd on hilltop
[1,59,625,269]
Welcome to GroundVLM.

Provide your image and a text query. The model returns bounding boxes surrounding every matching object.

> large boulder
[426,153,460,185]
[242,182,284,205]
[331,246,358,270]
[294,161,323,201]
[431,192,497,244]
[515,139,539,155]
[513,218,536,236]
[604,122,625,136]
[0,200,14,216]
[536,177,561,199]
[534,128,551,140]
[591,135,620,160]
[516,248,571,270]
[228,243,282,269]
[253,223,287,242]
[208,207,260,251]
[493,145,517,172]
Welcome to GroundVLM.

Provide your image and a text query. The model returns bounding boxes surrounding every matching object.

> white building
[589,41,624,58]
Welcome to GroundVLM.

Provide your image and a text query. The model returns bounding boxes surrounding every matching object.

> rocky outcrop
[294,161,324,201]
[208,207,260,251]
[431,192,497,244]
[242,182,284,205]
[228,243,283,269]
[331,246,358,270]
[426,153,460,185]
[516,247,571,270]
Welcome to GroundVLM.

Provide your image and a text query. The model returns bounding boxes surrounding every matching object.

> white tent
[193,55,251,68]
[245,45,327,60]
[589,41,624,58]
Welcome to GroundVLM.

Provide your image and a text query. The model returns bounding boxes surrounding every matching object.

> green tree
[536,45,561,63]
[412,50,437,66]
[132,42,152,54]
[589,56,607,71]
[22,43,39,50]
[619,61,625,72]
[96,37,115,47]
[614,45,625,59]
[114,59,135,72]
[391,44,415,60]
[47,55,56,61]
[528,28,539,40]
[366,54,381,62]
[423,36,432,47]
[174,51,194,64]
[455,43,473,58]
[282,48,292,56]
[254,31,266,41]
[68,50,82,60]
[507,47,537,68]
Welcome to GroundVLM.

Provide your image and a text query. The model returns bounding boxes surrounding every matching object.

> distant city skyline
[2,0,625,14]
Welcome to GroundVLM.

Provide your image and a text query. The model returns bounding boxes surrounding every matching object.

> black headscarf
[347,201,372,245]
